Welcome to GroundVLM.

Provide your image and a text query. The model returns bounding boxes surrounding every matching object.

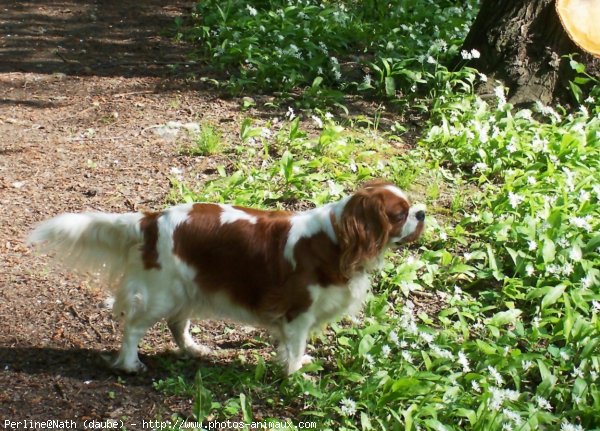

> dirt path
[0,1,260,425]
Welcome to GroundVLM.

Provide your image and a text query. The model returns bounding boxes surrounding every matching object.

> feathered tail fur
[27,212,144,287]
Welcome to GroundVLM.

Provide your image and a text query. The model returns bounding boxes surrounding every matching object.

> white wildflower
[569,246,583,262]
[260,127,272,139]
[560,351,570,361]
[569,216,593,232]
[581,275,594,289]
[562,262,574,276]
[502,423,513,431]
[571,365,585,379]
[488,366,505,386]
[527,176,537,185]
[522,360,533,371]
[388,330,399,345]
[461,50,472,60]
[479,73,488,82]
[401,350,413,364]
[471,380,481,393]
[381,344,391,358]
[473,162,489,172]
[561,421,585,431]
[503,409,522,425]
[419,332,434,345]
[546,264,561,275]
[431,345,454,360]
[526,264,535,276]
[517,109,533,121]
[488,387,506,411]
[495,85,507,108]
[535,395,552,411]
[528,240,538,251]
[286,107,296,120]
[535,101,561,121]
[246,4,258,16]
[311,115,323,129]
[340,398,357,416]
[458,351,471,372]
[169,167,184,181]
[592,300,600,312]
[508,191,524,209]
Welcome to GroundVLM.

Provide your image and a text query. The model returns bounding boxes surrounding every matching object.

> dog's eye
[391,212,407,222]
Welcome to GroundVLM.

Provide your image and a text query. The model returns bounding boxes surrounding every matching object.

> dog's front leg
[280,315,314,375]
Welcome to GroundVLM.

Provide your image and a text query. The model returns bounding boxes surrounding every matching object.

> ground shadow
[0,0,194,77]
[0,346,254,385]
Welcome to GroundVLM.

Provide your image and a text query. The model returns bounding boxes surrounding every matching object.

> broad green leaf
[542,238,556,264]
[490,308,522,326]
[359,334,375,357]
[476,340,497,355]
[385,76,396,97]
[541,284,565,309]
[361,412,373,431]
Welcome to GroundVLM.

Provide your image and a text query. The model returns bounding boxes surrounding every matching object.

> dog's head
[336,180,425,275]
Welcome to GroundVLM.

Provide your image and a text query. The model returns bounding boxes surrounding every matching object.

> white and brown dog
[28,180,425,374]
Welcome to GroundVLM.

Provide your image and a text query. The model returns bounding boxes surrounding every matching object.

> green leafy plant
[155,2,600,430]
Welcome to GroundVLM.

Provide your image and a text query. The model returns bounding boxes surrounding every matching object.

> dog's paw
[102,353,147,374]
[181,343,213,358]
[301,354,314,365]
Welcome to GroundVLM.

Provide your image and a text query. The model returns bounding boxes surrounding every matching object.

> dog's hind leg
[167,318,212,357]
[110,278,171,373]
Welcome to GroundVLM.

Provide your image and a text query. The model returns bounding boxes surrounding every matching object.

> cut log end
[556,0,600,57]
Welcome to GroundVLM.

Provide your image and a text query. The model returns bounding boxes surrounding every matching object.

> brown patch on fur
[397,221,425,244]
[139,212,162,270]
[172,204,319,323]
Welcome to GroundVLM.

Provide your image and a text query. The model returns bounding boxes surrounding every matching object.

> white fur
[384,184,409,202]
[219,204,257,225]
[284,200,344,267]
[27,212,143,286]
[399,203,426,241]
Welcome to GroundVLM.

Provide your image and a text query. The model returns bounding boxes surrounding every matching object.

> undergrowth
[154,1,600,430]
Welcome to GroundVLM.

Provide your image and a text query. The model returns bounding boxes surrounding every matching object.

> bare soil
[0,1,277,427]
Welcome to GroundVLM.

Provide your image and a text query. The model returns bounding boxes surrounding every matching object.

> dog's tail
[27,212,144,285]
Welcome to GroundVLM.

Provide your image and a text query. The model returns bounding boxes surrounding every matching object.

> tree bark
[461,0,599,106]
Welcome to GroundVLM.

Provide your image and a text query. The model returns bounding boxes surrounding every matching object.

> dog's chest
[307,273,371,325]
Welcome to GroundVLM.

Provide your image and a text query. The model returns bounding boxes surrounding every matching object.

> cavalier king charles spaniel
[28,180,425,374]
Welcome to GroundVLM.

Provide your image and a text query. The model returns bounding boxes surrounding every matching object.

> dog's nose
[416,210,426,222]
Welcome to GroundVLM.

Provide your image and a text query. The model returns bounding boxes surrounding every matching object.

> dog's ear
[336,188,390,276]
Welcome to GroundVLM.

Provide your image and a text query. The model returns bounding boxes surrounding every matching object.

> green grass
[154,2,600,430]
[183,122,223,156]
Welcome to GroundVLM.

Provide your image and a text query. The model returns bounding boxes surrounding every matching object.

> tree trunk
[461,0,599,106]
